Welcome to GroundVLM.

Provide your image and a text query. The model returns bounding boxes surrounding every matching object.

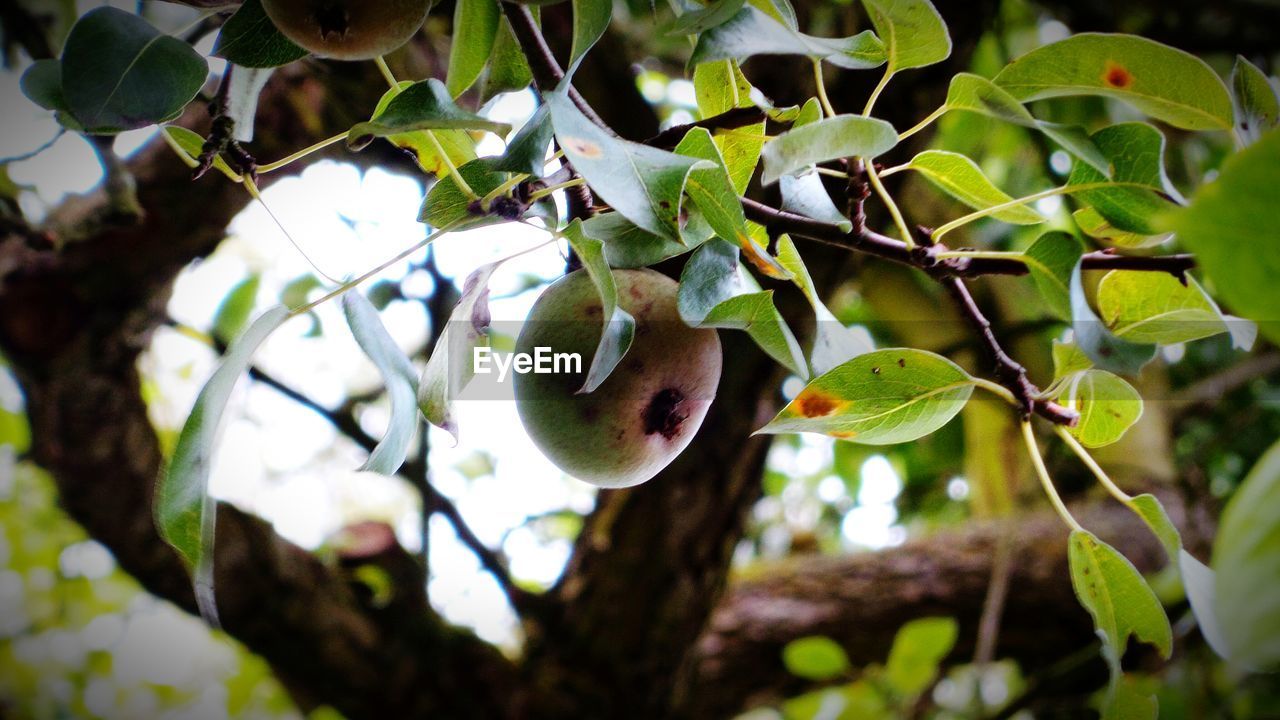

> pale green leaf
[777,236,872,375]
[761,114,898,185]
[157,305,290,620]
[689,6,885,70]
[483,12,536,101]
[1213,439,1280,671]
[1052,339,1093,380]
[780,170,853,232]
[569,0,611,75]
[1068,530,1173,680]
[861,0,951,74]
[693,60,765,194]
[906,150,1044,225]
[1098,271,1254,349]
[884,617,958,697]
[1179,549,1233,663]
[1059,369,1142,448]
[418,160,508,230]
[758,348,974,443]
[1129,494,1181,564]
[562,220,636,393]
[1070,260,1157,375]
[342,292,419,476]
[420,263,501,442]
[1067,123,1179,236]
[548,88,706,241]
[1104,680,1158,720]
[1170,129,1280,345]
[446,0,501,98]
[668,0,745,35]
[782,636,851,681]
[361,82,478,177]
[582,211,715,269]
[212,275,261,345]
[994,33,1233,131]
[485,104,553,176]
[1024,231,1083,320]
[1231,55,1279,147]
[348,79,510,151]
[1073,207,1169,249]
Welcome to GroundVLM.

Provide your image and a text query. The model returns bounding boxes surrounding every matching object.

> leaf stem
[479,173,529,210]
[932,182,1154,242]
[865,162,914,250]
[426,131,478,200]
[898,105,948,142]
[1022,420,1084,532]
[1055,426,1134,504]
[243,175,342,284]
[257,132,348,174]
[527,177,586,203]
[812,59,837,118]
[971,377,1020,406]
[863,67,893,116]
[375,56,398,88]
[815,167,850,179]
[291,223,461,317]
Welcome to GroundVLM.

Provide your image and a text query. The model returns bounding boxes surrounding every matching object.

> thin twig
[499,1,611,132]
[643,107,768,149]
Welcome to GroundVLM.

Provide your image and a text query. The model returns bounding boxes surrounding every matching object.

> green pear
[514,269,722,488]
[262,0,430,61]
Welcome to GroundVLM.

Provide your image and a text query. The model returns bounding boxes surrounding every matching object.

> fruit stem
[375,56,398,89]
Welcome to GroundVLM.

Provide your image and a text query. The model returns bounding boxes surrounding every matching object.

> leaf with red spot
[993,33,1232,131]
[758,348,975,444]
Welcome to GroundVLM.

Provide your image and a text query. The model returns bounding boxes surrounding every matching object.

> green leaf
[688,6,885,70]
[780,170,853,232]
[582,211,714,269]
[1179,549,1233,663]
[1105,679,1158,720]
[485,104,553,176]
[158,305,290,620]
[1231,56,1279,147]
[1067,530,1173,681]
[884,617,958,697]
[547,88,705,242]
[1213,438,1280,671]
[212,275,262,345]
[483,14,536,101]
[1098,271,1255,349]
[678,239,807,377]
[342,292,419,476]
[1073,207,1169,249]
[761,114,898,185]
[562,220,636,393]
[860,0,951,74]
[759,348,974,443]
[446,0,501,98]
[1052,339,1093,379]
[1129,494,1181,564]
[676,127,790,279]
[906,150,1045,225]
[993,33,1233,131]
[1024,232,1084,320]
[420,264,500,442]
[418,160,507,230]
[569,0,611,75]
[777,235,872,374]
[942,73,1110,174]
[1170,129,1280,345]
[348,79,510,151]
[669,0,745,35]
[355,82,479,176]
[693,60,765,194]
[61,7,208,134]
[19,59,69,113]
[213,0,309,69]
[1058,369,1142,448]
[1070,260,1157,375]
[782,636,851,681]
[162,126,240,181]
[1067,123,1179,236]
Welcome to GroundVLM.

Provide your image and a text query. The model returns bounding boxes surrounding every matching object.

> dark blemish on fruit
[627,358,645,373]
[315,1,351,38]
[897,358,906,368]
[643,388,687,440]
[872,367,881,375]
[1102,61,1133,89]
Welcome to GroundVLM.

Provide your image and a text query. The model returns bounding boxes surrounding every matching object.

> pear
[262,0,430,61]
[514,269,722,488]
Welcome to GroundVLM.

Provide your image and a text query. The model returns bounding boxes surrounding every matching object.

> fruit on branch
[514,270,722,488]
[261,0,430,60]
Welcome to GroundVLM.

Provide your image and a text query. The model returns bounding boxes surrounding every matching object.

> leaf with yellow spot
[759,348,975,444]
